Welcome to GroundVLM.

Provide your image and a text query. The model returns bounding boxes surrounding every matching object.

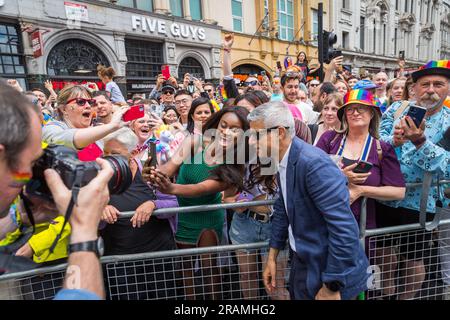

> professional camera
[26,145,132,201]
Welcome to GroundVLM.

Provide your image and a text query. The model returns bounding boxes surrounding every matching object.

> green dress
[175,150,225,245]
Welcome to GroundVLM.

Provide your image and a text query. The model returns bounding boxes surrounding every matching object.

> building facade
[332,0,447,76]
[0,0,223,97]
[441,0,450,59]
[208,0,332,80]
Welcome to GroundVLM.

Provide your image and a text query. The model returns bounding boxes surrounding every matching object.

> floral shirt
[379,101,450,213]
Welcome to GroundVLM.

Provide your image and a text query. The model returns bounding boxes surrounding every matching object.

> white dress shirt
[278,142,296,252]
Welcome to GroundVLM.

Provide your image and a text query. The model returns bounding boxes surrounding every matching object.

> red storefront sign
[31,31,43,58]
[50,80,105,91]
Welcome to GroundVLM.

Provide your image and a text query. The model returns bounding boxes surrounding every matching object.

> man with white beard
[378,60,450,300]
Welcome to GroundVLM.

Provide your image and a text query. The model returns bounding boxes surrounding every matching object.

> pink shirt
[285,103,304,121]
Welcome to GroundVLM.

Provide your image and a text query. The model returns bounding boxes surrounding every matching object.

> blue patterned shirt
[379,101,450,213]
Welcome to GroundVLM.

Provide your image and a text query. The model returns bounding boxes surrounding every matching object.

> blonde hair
[337,103,380,139]
[56,84,92,120]
[97,64,116,79]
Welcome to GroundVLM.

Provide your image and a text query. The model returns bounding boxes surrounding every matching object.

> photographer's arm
[49,159,113,300]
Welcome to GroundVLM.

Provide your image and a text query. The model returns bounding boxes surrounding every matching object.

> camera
[26,145,132,201]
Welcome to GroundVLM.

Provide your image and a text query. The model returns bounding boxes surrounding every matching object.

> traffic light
[321,30,338,64]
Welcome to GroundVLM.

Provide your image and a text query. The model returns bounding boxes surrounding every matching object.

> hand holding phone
[123,105,145,122]
[352,161,373,174]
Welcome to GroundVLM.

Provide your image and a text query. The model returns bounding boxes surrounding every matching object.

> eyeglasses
[310,83,320,87]
[345,105,369,115]
[252,126,290,140]
[66,98,96,107]
[162,90,174,95]
[205,89,213,93]
[175,99,190,106]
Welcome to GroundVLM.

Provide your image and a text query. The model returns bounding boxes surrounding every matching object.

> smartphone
[353,161,373,174]
[261,71,266,77]
[276,61,282,70]
[406,104,427,128]
[161,65,171,80]
[123,104,145,122]
[236,191,254,202]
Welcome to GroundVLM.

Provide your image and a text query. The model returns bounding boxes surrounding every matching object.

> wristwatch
[69,238,104,258]
[324,281,343,292]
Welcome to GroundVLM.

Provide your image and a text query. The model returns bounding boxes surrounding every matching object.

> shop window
[47,39,110,77]
[125,39,164,79]
[178,57,204,80]
[0,23,26,88]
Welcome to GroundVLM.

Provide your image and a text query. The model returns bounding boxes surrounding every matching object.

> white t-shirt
[294,101,319,125]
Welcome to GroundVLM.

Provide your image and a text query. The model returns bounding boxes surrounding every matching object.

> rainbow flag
[221,86,228,102]
[444,97,450,109]
[211,99,221,112]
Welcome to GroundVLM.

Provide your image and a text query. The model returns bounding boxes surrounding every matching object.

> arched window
[178,57,204,79]
[47,39,110,77]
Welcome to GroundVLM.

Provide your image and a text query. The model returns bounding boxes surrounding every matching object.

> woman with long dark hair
[186,97,215,134]
[143,106,250,300]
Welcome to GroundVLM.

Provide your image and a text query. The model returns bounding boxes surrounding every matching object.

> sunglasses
[310,83,320,87]
[245,80,259,86]
[66,98,96,107]
[205,89,213,93]
[285,71,301,78]
[162,90,174,95]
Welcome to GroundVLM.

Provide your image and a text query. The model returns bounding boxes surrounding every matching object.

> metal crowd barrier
[0,180,449,300]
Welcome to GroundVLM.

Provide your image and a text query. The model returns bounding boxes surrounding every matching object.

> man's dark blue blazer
[270,137,370,300]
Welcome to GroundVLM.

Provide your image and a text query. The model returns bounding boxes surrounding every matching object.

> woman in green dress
[144,106,250,299]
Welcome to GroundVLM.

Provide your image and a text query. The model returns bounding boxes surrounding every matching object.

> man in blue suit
[248,101,370,300]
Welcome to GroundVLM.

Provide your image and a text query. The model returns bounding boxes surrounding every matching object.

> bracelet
[223,48,231,53]
[412,135,426,147]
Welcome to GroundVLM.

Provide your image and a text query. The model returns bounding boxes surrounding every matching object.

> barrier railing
[0,180,449,300]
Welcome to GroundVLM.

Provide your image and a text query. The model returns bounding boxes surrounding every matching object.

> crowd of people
[0,32,449,301]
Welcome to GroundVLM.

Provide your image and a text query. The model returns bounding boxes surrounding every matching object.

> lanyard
[337,134,373,162]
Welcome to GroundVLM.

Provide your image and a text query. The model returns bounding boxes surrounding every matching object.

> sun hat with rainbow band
[412,60,450,82]
[337,89,381,121]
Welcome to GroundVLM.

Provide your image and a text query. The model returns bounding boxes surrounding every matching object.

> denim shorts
[229,211,272,254]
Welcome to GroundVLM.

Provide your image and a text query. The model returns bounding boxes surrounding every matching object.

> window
[178,57,204,79]
[394,28,398,56]
[395,0,399,10]
[232,0,243,32]
[405,0,408,12]
[410,0,414,13]
[170,0,183,17]
[383,24,386,55]
[189,0,202,20]
[278,0,294,41]
[0,23,26,88]
[342,31,349,49]
[125,39,163,79]
[311,8,319,45]
[116,0,153,11]
[47,39,109,77]
[342,0,349,9]
[360,17,365,51]
[263,0,270,33]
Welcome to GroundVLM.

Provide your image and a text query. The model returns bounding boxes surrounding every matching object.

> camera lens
[103,155,132,194]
